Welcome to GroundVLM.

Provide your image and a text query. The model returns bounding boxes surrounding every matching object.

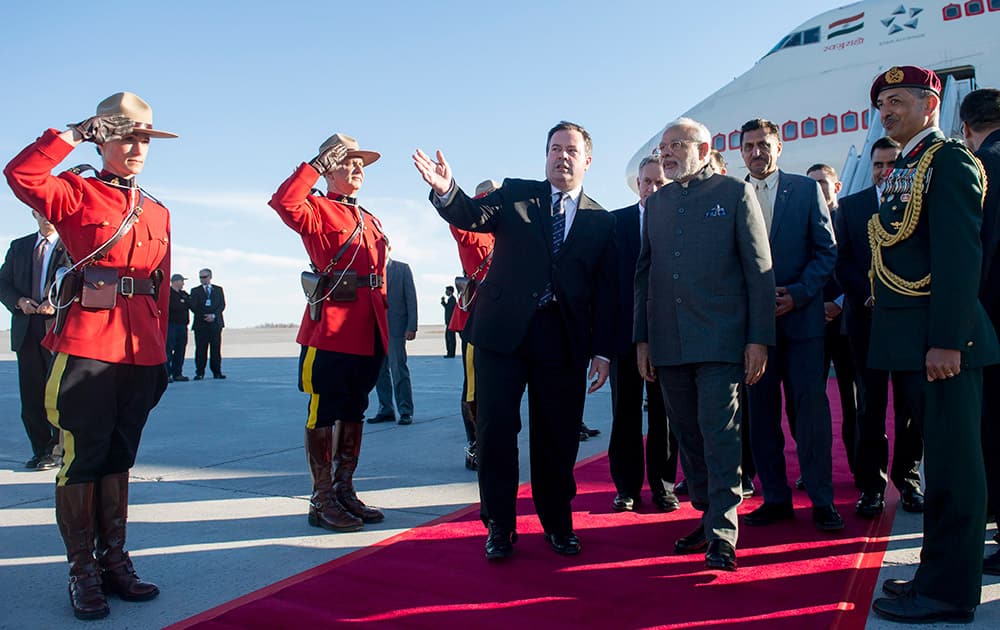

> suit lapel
[770,170,791,240]
[535,181,555,262]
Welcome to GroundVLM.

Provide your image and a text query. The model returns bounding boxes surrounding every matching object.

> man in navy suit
[0,210,71,469]
[189,268,226,379]
[608,156,679,513]
[835,137,923,519]
[739,118,842,531]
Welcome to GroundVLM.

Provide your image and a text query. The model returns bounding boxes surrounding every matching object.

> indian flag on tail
[828,12,864,39]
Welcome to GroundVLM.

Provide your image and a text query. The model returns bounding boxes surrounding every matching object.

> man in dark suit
[413,121,617,560]
[636,118,775,571]
[869,66,998,624]
[371,253,418,425]
[806,164,858,483]
[739,118,842,532]
[441,286,456,358]
[960,88,1000,575]
[608,156,680,513]
[0,210,70,469]
[835,138,923,519]
[166,274,191,382]
[189,268,226,380]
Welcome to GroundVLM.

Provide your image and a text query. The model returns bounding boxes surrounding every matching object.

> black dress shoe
[24,455,42,470]
[812,504,845,531]
[795,477,806,491]
[213,373,227,379]
[367,414,395,424]
[545,532,581,556]
[193,374,204,381]
[705,539,737,571]
[484,521,517,561]
[984,549,1000,576]
[872,591,974,624]
[398,415,413,425]
[744,501,794,526]
[674,479,689,496]
[173,375,189,382]
[34,454,59,470]
[578,430,589,442]
[741,474,756,498]
[674,525,708,554]
[652,490,680,513]
[900,486,925,513]
[855,491,885,518]
[580,423,600,438]
[883,578,914,597]
[612,493,637,512]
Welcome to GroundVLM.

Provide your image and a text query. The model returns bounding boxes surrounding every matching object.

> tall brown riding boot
[55,482,110,620]
[95,472,160,602]
[333,421,385,523]
[305,427,363,532]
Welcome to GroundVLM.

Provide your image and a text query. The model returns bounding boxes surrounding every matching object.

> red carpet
[171,381,896,630]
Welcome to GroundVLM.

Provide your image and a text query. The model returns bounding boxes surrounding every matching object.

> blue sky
[1,0,837,328]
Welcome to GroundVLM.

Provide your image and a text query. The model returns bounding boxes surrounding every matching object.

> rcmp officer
[4,92,175,620]
[269,133,389,533]
[866,66,999,624]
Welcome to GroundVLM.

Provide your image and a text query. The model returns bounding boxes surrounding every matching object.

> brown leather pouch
[330,270,358,302]
[80,267,118,310]
[301,270,330,321]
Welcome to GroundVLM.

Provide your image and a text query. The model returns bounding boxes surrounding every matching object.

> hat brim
[140,128,179,139]
[347,150,380,166]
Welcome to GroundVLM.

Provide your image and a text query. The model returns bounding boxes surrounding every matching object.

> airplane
[626,0,1000,192]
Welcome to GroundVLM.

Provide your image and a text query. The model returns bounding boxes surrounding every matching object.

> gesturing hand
[70,114,135,144]
[412,149,453,196]
[310,144,349,175]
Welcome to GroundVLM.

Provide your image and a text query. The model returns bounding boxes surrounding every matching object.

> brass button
[163,237,168,243]
[136,241,143,247]
[129,267,135,272]
[101,220,110,226]
[968,341,975,347]
[97,280,105,287]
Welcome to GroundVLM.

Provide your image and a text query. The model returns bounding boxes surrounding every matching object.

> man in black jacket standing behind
[167,274,191,382]
[190,268,226,380]
[413,121,617,561]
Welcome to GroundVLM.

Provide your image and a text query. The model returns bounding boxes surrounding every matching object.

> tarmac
[1,325,998,629]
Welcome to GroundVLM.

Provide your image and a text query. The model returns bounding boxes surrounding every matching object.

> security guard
[4,92,175,620]
[269,133,388,533]
[866,66,999,624]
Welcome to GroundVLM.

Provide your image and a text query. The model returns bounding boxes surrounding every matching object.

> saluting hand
[309,144,349,175]
[69,114,135,144]
[412,149,453,196]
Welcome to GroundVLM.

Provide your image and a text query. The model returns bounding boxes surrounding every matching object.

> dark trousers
[445,328,456,357]
[895,369,986,609]
[658,362,743,545]
[46,353,167,485]
[166,323,188,378]
[748,334,834,507]
[375,335,413,417]
[608,345,677,498]
[982,363,1000,517]
[739,384,756,479]
[824,322,858,479]
[460,333,476,442]
[193,324,222,377]
[474,305,584,535]
[849,315,922,494]
[298,342,384,428]
[17,316,58,457]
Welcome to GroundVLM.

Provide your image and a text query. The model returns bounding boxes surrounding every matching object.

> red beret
[871,65,942,108]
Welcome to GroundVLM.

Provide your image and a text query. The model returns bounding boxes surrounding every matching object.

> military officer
[4,92,175,620]
[269,133,389,534]
[866,66,999,624]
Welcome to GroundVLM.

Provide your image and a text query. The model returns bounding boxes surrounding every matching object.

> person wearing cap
[867,66,999,624]
[447,178,498,470]
[269,133,388,534]
[4,92,175,620]
[167,273,191,382]
[0,209,71,470]
[414,121,617,561]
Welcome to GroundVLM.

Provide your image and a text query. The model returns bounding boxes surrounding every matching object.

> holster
[301,270,331,321]
[52,268,82,335]
[80,267,118,310]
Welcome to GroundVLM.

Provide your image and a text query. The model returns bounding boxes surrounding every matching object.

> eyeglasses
[199,276,209,279]
[653,140,698,157]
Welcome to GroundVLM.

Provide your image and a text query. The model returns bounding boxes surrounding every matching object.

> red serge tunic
[448,225,494,333]
[269,163,388,356]
[4,129,170,366]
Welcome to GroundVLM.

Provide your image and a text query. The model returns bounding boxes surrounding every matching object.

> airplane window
[802,27,820,44]
[842,112,859,132]
[802,118,818,138]
[966,1,985,15]
[729,131,741,150]
[989,0,1000,11]
[713,135,726,151]
[943,3,962,19]
[765,26,820,56]
[862,109,870,129]
[782,121,798,141]
[821,115,838,135]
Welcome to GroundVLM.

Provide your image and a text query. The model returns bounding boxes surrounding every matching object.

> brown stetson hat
[475,179,501,197]
[318,133,380,166]
[95,92,178,139]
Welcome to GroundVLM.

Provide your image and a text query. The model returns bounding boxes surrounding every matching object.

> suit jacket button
[968,341,975,347]
[674,251,681,257]
[678,207,685,214]
[672,273,679,280]
[531,292,539,298]
[675,297,682,304]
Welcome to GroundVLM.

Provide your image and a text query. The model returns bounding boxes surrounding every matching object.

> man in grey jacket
[635,118,775,571]
[369,252,418,425]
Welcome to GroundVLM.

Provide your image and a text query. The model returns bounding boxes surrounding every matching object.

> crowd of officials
[2,64,1000,624]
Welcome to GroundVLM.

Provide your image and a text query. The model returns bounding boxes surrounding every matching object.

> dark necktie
[31,238,48,302]
[538,193,565,307]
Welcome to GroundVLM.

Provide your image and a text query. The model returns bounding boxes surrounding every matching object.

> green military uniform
[869,128,999,608]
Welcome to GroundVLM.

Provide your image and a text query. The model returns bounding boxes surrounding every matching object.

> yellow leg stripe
[301,347,320,429]
[44,353,74,486]
[465,343,476,402]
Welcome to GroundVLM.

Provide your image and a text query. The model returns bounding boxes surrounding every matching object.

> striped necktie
[538,192,565,307]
